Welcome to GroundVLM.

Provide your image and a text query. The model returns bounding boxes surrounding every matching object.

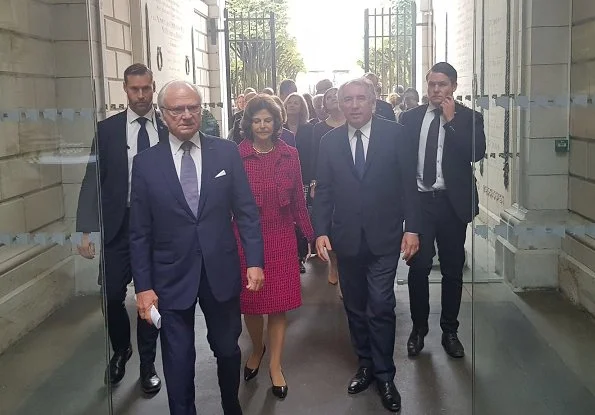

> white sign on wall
[144,0,194,88]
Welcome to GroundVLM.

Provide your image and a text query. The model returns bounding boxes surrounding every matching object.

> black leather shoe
[442,332,465,358]
[347,367,374,394]
[407,327,428,357]
[140,363,162,394]
[105,346,132,385]
[244,345,266,381]
[270,371,288,399]
[377,381,401,412]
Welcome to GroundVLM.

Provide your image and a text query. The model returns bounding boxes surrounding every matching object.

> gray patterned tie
[180,141,199,215]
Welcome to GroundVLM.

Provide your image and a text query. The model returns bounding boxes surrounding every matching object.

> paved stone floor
[2,258,595,414]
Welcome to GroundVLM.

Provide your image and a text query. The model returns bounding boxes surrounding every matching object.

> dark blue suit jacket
[129,133,264,310]
[76,110,169,244]
[312,116,420,257]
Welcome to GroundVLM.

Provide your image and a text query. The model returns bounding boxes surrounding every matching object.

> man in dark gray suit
[313,77,420,412]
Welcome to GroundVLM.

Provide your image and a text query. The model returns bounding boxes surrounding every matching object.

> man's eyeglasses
[162,105,202,116]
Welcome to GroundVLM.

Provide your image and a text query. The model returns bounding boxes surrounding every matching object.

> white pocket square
[215,170,227,178]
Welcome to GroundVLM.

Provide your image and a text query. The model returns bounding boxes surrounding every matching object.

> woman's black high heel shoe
[243,345,266,381]
[270,371,288,399]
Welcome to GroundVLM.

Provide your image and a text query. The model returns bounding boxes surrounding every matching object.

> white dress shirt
[347,118,373,162]
[169,132,203,197]
[417,104,446,191]
[127,107,160,203]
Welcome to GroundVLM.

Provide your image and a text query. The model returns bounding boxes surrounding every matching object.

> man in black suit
[313,77,420,412]
[130,80,264,415]
[76,63,165,392]
[363,72,397,121]
[399,62,486,359]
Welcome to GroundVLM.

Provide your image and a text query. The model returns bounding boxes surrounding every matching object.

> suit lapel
[157,141,195,218]
[197,133,217,218]
[362,117,380,177]
[114,111,128,172]
[155,112,170,142]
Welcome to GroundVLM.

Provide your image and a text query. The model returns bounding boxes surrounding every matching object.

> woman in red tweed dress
[234,94,314,400]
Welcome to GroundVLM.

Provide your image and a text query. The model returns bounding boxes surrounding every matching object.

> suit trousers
[102,208,158,365]
[336,233,400,382]
[160,268,243,415]
[407,191,468,333]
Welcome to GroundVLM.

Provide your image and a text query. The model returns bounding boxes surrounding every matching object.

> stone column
[495,0,571,289]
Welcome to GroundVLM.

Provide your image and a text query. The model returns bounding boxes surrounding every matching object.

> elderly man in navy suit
[129,80,265,415]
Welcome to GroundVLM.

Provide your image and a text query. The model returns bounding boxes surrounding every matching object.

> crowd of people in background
[227,75,422,287]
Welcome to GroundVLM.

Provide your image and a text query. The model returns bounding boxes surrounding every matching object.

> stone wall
[560,0,595,315]
[102,0,134,117]
[0,0,100,354]
[100,0,224,126]
[437,0,595,315]
[569,1,595,220]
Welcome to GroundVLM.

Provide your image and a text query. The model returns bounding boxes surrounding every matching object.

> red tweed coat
[235,139,314,315]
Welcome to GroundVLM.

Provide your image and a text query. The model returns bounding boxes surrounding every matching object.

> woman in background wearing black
[310,87,345,287]
[284,92,314,273]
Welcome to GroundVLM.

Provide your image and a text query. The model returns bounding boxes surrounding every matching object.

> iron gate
[224,9,277,124]
[364,2,416,97]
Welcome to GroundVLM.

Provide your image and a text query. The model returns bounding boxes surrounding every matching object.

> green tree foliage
[359,0,416,93]
[227,0,305,95]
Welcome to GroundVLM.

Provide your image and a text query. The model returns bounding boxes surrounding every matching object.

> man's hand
[315,236,333,261]
[246,267,264,291]
[137,289,158,325]
[77,233,95,259]
[440,95,456,123]
[401,232,419,262]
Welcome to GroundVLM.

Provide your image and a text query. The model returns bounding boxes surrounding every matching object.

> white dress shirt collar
[426,103,441,114]
[347,117,373,140]
[169,132,202,155]
[127,107,156,125]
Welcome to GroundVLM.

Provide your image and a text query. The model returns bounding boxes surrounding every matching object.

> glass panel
[0,1,110,414]
[472,0,595,413]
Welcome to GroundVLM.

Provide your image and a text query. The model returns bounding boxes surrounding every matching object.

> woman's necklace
[253,143,274,154]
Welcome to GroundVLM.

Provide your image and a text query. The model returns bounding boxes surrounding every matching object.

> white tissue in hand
[150,305,161,329]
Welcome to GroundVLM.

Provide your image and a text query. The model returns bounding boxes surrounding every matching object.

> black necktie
[137,117,150,153]
[354,129,365,179]
[423,109,441,187]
